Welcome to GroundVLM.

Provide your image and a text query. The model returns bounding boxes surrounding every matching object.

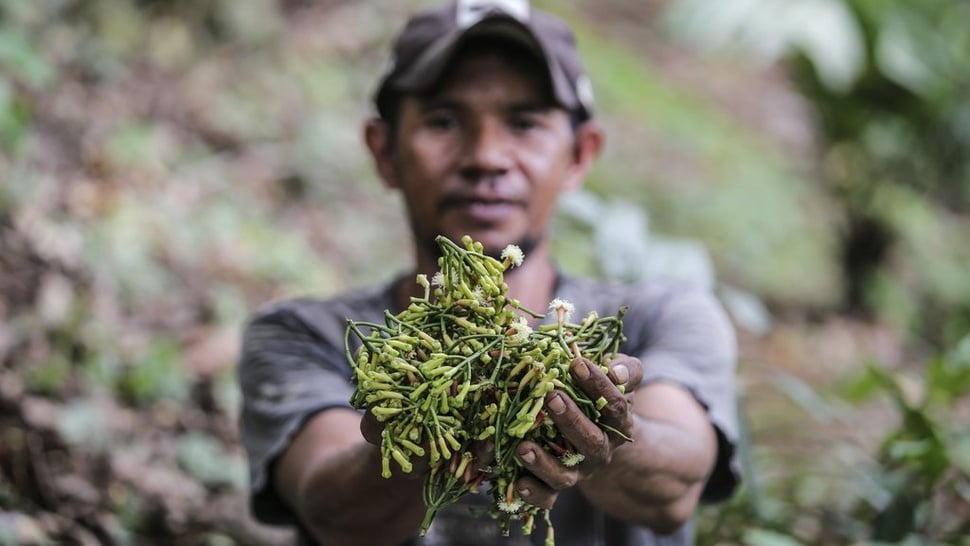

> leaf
[176,433,247,490]
[872,491,921,542]
[56,399,117,452]
[742,527,805,546]
[0,26,55,89]
[950,433,970,475]
[864,363,911,412]
[0,78,29,150]
[116,338,189,406]
[0,512,49,546]
[887,439,934,460]
[875,9,939,94]
[24,350,72,397]
[836,364,885,405]
[927,334,970,404]
[884,406,949,487]
[771,371,836,424]
[212,368,242,420]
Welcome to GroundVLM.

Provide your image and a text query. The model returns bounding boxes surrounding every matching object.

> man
[238,1,740,545]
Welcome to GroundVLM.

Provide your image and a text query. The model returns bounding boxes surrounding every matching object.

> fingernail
[573,359,590,380]
[518,486,531,497]
[611,364,629,385]
[519,447,536,464]
[548,393,566,414]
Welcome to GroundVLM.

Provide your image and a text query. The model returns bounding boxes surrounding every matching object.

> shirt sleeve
[632,284,741,502]
[237,300,357,525]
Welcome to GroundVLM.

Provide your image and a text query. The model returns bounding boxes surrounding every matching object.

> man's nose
[459,119,511,180]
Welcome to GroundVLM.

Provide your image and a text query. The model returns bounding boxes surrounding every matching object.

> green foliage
[789,0,970,345]
[664,0,970,348]
[928,336,970,405]
[0,522,51,546]
[844,347,970,542]
[108,483,145,545]
[211,367,242,419]
[0,79,29,151]
[116,338,189,405]
[0,11,49,153]
[699,336,970,545]
[0,24,55,89]
[23,352,72,396]
[176,432,247,490]
[562,17,841,308]
[56,399,119,451]
[743,528,805,546]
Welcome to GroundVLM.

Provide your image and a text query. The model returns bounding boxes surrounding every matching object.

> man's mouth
[440,198,523,223]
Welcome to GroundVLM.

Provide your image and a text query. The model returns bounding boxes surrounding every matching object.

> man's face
[384,50,582,260]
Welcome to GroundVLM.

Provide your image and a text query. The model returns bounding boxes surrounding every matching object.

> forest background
[1,0,969,544]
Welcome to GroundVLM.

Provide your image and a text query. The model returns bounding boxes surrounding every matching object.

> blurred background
[1,0,968,544]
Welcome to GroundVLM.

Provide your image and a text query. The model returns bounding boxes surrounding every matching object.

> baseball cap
[373,0,595,120]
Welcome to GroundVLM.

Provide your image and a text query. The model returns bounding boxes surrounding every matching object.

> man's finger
[515,473,558,510]
[516,440,579,492]
[567,358,635,446]
[605,353,643,391]
[360,408,383,445]
[544,390,611,466]
[473,437,496,472]
[570,356,614,392]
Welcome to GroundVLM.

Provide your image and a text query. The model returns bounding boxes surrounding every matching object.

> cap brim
[391,17,577,110]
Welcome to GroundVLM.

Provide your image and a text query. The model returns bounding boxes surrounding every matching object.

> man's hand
[512,354,644,509]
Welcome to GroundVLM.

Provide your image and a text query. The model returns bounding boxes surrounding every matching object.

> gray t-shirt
[238,274,740,546]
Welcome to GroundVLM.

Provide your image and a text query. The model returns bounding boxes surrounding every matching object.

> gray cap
[374,0,595,120]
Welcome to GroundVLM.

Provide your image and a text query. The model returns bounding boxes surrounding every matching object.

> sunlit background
[1,0,968,544]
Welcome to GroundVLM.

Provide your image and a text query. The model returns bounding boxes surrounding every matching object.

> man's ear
[364,118,399,188]
[563,120,605,192]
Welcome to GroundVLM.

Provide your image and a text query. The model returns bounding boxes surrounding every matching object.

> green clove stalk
[345,235,627,545]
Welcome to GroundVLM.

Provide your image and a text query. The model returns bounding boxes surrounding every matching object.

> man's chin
[431,229,537,261]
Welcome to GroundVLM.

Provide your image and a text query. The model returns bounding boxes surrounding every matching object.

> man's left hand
[513,353,644,509]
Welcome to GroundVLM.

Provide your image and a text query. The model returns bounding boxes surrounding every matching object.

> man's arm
[273,408,427,546]
[580,379,717,532]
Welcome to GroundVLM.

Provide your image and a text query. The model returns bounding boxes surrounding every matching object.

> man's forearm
[578,382,718,534]
[296,442,426,546]
[274,410,427,546]
[579,415,714,532]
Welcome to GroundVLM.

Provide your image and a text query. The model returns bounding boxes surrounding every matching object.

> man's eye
[426,115,458,130]
[510,116,538,132]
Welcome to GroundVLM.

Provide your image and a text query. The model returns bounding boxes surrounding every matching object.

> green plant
[115,338,190,406]
[665,0,970,347]
[842,336,970,543]
[697,336,970,545]
[347,235,627,544]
